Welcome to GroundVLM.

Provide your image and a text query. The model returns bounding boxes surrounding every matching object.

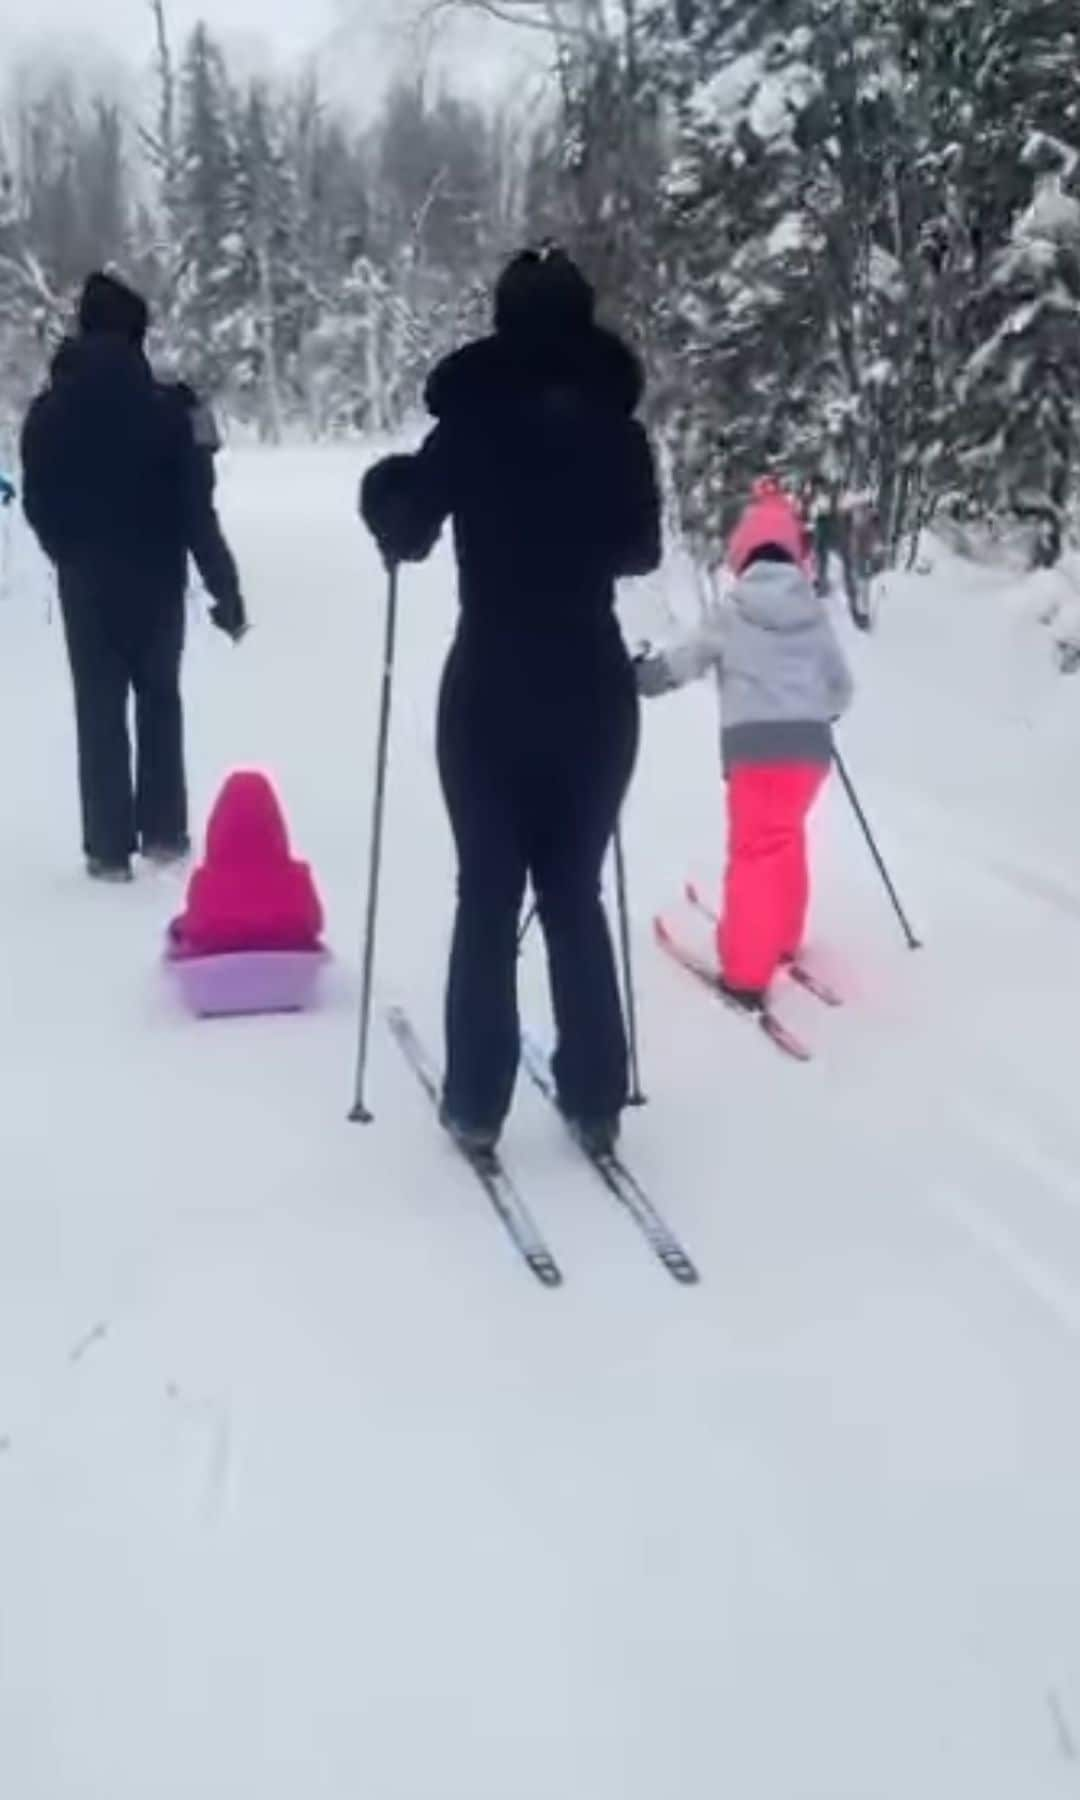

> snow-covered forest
[2,0,1080,567]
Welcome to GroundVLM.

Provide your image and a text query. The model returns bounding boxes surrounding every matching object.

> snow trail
[3,447,1080,1798]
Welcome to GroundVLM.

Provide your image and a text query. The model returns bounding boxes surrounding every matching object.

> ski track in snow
[3,447,1080,1796]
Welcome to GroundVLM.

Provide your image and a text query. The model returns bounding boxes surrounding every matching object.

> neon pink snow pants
[719,762,828,992]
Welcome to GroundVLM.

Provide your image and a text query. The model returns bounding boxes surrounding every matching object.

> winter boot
[87,856,134,885]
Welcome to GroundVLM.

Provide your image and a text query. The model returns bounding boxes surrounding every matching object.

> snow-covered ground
[3,447,1080,1799]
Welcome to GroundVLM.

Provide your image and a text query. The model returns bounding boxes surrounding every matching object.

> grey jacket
[640,562,854,770]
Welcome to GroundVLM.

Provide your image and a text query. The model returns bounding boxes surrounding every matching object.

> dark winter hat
[78,271,150,345]
[494,245,595,340]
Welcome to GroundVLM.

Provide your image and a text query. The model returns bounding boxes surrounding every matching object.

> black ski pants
[437,639,640,1133]
[59,564,188,865]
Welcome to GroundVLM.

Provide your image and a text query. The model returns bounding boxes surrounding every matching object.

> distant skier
[20,271,248,883]
[802,476,833,597]
[0,471,14,508]
[638,479,854,1011]
[809,479,885,629]
[361,247,661,1156]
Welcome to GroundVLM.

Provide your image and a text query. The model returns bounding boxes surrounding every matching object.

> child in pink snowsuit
[170,772,324,958]
[638,480,854,1008]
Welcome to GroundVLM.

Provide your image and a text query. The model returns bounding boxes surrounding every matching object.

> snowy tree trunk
[364,306,384,435]
[256,240,284,445]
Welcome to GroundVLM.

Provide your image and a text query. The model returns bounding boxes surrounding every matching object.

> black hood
[49,333,153,392]
[425,326,645,424]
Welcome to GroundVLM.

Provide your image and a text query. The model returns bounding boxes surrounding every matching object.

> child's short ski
[654,918,812,1063]
[683,881,843,1008]
[520,1036,700,1286]
[386,1007,563,1289]
[783,959,843,1009]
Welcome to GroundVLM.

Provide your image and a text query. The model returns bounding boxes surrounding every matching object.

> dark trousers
[437,641,640,1131]
[59,569,188,865]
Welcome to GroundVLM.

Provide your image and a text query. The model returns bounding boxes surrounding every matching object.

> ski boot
[565,1114,621,1159]
[439,1104,500,1161]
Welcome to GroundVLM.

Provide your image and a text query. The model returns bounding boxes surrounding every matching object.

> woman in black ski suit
[361,250,661,1155]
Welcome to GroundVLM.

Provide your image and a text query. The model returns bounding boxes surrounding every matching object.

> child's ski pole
[834,748,922,950]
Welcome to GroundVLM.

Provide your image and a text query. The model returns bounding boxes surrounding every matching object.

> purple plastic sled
[168,948,328,1019]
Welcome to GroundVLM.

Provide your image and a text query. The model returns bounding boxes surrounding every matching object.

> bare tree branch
[415,0,591,45]
[0,244,62,314]
[426,0,556,31]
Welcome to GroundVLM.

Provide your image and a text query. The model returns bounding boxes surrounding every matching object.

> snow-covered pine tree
[289,89,371,436]
[138,0,182,318]
[655,2,836,561]
[1,80,137,426]
[873,1,978,558]
[552,2,664,330]
[964,0,1080,272]
[173,25,244,398]
[908,1,1080,534]
[651,0,950,582]
[366,81,506,419]
[230,82,308,440]
[316,253,410,437]
[11,80,132,299]
[407,90,505,372]
[955,136,1080,566]
[0,142,42,434]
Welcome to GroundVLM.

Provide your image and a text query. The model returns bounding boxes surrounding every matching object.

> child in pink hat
[638,479,854,1010]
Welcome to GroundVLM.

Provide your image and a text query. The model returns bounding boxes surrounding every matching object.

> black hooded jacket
[21,335,241,616]
[361,324,661,662]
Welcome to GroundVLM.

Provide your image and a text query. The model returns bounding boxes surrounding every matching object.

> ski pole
[349,562,401,1123]
[834,747,922,951]
[614,821,647,1105]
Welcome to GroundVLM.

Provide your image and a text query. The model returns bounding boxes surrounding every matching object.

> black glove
[359,455,440,566]
[210,595,249,642]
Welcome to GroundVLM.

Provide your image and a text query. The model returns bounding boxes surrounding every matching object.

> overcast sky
[10,0,333,66]
[3,0,547,114]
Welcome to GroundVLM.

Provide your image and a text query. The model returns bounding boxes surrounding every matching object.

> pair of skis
[387,1008,699,1291]
[387,883,842,1284]
[655,881,842,1064]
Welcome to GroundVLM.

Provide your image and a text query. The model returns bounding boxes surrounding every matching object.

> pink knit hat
[728,478,812,577]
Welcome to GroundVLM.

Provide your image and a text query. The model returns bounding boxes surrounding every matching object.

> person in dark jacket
[361,247,662,1156]
[21,271,247,882]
